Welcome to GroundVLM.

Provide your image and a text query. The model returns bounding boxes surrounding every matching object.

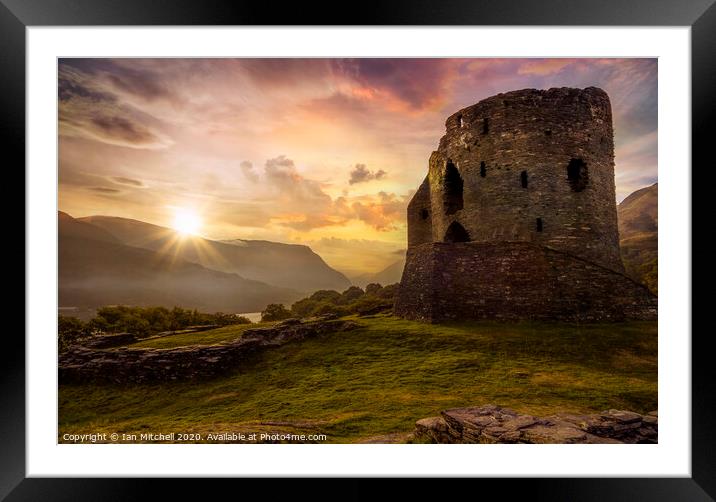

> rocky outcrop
[414,405,657,444]
[59,318,359,384]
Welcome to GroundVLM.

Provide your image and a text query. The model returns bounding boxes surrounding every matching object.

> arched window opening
[536,218,543,232]
[420,208,429,220]
[443,160,464,215]
[444,221,471,243]
[567,158,588,192]
[457,114,463,128]
[482,118,489,134]
[480,161,486,178]
[520,170,528,188]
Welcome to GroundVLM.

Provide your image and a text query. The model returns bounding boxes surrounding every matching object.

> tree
[365,283,383,295]
[261,304,293,322]
[338,286,365,304]
[58,315,91,352]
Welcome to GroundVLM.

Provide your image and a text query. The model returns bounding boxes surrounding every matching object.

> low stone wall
[59,319,359,384]
[81,332,138,349]
[414,405,657,444]
[395,242,657,322]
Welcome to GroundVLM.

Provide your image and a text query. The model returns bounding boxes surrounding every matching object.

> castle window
[480,161,486,178]
[457,114,463,128]
[536,218,543,232]
[443,160,464,215]
[444,221,471,243]
[567,158,588,192]
[545,129,552,136]
[420,208,429,220]
[520,170,528,188]
[482,118,489,134]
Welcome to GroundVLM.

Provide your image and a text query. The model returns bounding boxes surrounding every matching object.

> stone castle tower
[394,87,656,322]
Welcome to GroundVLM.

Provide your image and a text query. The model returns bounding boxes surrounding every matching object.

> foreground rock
[414,405,657,444]
[59,318,359,384]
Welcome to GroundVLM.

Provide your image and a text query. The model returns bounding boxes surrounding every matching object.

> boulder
[414,405,657,444]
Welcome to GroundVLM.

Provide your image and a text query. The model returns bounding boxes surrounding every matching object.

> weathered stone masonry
[59,318,359,384]
[396,87,657,322]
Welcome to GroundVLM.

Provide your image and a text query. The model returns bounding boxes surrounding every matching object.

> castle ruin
[394,87,657,322]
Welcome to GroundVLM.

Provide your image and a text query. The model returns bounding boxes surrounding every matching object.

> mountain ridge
[59,212,302,313]
[79,215,351,293]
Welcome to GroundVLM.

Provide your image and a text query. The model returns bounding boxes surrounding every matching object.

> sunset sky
[58,58,657,276]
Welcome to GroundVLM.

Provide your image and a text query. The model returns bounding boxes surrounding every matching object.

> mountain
[351,259,405,288]
[59,212,301,312]
[79,215,350,293]
[618,183,657,295]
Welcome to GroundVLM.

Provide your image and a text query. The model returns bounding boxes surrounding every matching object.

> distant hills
[617,183,657,294]
[78,215,350,292]
[351,259,405,288]
[59,212,348,313]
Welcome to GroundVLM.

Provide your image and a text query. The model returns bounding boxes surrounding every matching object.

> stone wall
[407,87,623,273]
[414,405,658,444]
[59,319,359,384]
[394,241,656,322]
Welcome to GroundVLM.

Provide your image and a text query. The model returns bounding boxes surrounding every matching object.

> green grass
[58,315,657,443]
[128,322,275,349]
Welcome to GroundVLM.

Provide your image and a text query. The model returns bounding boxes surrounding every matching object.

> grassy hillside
[618,183,657,294]
[59,315,657,443]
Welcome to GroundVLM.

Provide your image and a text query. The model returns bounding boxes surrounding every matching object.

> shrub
[261,303,293,322]
[309,290,342,303]
[338,286,365,304]
[291,297,321,317]
[312,302,350,318]
[365,283,383,295]
[58,315,92,352]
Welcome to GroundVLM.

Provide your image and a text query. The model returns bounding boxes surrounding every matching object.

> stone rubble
[414,405,657,444]
[59,318,359,384]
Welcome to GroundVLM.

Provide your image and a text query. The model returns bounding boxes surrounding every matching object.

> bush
[82,305,252,338]
[261,303,293,322]
[365,283,382,295]
[309,290,342,303]
[279,283,400,320]
[312,302,350,318]
[338,286,365,304]
[58,315,92,352]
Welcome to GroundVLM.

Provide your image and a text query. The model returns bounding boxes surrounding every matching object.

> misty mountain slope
[59,211,121,244]
[79,215,351,293]
[351,259,405,288]
[618,183,657,295]
[59,213,301,312]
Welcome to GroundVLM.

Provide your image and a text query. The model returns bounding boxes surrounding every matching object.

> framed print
[6,0,712,498]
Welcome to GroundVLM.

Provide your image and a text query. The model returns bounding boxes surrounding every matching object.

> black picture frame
[5,0,711,499]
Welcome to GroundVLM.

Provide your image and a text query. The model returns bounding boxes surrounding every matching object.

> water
[239,312,262,323]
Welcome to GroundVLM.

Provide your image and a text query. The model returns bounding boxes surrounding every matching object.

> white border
[27,27,691,477]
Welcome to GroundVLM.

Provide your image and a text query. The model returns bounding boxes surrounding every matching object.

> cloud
[88,186,121,194]
[240,161,258,182]
[60,59,174,102]
[348,191,411,231]
[58,63,173,149]
[348,164,386,185]
[334,59,458,111]
[110,176,144,187]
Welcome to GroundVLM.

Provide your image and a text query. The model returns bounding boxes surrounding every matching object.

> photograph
[56,57,659,446]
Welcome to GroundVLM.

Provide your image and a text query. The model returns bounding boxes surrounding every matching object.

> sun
[173,209,202,236]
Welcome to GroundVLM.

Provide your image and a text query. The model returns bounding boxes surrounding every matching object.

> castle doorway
[444,221,471,243]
